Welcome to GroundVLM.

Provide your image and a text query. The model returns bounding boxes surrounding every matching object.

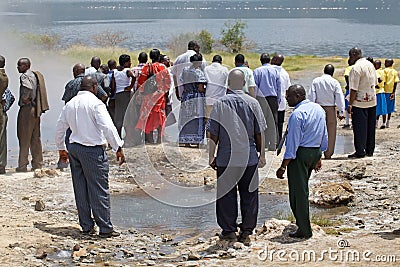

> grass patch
[275,211,295,223]
[325,227,356,235]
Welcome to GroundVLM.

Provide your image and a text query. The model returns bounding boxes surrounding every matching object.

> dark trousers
[68,143,113,234]
[352,106,376,156]
[277,110,285,144]
[0,112,7,169]
[216,165,259,235]
[115,91,132,137]
[256,96,278,150]
[287,147,321,236]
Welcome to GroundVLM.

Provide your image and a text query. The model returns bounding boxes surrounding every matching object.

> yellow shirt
[344,65,353,77]
[384,66,399,93]
[375,68,385,94]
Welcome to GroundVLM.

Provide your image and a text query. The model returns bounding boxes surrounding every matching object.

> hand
[314,160,322,172]
[124,86,132,92]
[258,155,266,168]
[209,157,217,170]
[347,105,352,115]
[390,93,395,100]
[276,167,285,179]
[58,150,69,163]
[116,147,125,166]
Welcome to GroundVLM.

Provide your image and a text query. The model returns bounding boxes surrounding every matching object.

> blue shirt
[284,100,328,159]
[207,90,267,167]
[253,63,281,104]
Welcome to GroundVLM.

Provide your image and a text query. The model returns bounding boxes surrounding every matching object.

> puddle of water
[334,135,354,155]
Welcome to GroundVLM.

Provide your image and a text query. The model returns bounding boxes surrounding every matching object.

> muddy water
[110,190,348,234]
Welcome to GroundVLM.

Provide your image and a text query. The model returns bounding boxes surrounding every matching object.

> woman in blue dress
[178,53,207,147]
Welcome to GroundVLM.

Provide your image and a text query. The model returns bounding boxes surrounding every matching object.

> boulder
[310,181,354,206]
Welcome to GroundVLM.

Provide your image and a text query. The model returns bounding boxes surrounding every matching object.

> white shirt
[55,91,123,151]
[204,62,229,105]
[85,67,97,76]
[113,68,132,94]
[228,66,256,94]
[308,74,345,115]
[273,65,291,111]
[171,50,207,97]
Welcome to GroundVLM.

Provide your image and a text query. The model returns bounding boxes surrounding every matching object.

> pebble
[144,259,156,266]
[34,200,45,211]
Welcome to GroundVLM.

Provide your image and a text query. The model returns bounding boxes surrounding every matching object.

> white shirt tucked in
[204,62,229,105]
[273,65,291,111]
[55,91,123,151]
[308,74,345,115]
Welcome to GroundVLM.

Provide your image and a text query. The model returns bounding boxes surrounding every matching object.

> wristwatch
[279,166,286,171]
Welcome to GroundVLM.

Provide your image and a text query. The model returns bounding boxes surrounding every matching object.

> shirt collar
[294,99,309,110]
[262,63,270,66]
[227,89,245,95]
[77,91,94,96]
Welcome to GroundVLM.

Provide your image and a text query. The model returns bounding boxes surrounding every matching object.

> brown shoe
[99,230,120,238]
[16,167,28,172]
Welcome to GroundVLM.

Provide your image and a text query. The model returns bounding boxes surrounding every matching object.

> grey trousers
[68,143,113,233]
[0,112,7,169]
[17,105,43,169]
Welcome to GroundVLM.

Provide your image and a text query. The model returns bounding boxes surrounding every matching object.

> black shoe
[0,167,5,174]
[238,232,251,246]
[348,153,365,159]
[218,232,237,242]
[366,153,373,157]
[16,167,28,172]
[99,230,120,238]
[289,231,312,239]
[342,124,351,129]
[82,227,96,236]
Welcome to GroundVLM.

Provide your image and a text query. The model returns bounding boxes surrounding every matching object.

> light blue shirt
[253,63,281,104]
[284,100,328,159]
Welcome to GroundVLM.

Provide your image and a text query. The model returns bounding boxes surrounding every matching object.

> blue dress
[178,66,207,144]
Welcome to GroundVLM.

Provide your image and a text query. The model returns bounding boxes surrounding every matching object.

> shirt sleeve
[283,113,303,159]
[349,66,360,91]
[335,80,346,114]
[308,81,317,102]
[253,102,267,134]
[55,106,69,150]
[206,101,220,137]
[94,103,124,151]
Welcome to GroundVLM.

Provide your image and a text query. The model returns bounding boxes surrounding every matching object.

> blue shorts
[376,93,387,116]
[385,93,395,114]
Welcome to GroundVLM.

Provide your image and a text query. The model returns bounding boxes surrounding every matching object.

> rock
[72,248,87,259]
[34,168,62,178]
[144,260,156,266]
[35,200,46,211]
[35,250,47,259]
[73,244,80,251]
[188,252,201,260]
[339,163,366,180]
[233,242,245,250]
[256,218,292,235]
[310,181,354,207]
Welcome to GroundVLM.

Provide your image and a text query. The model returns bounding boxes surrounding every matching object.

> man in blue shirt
[253,53,281,150]
[207,69,266,246]
[276,84,328,239]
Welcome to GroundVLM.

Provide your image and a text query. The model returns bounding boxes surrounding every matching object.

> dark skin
[72,63,85,78]
[59,76,126,166]
[111,60,136,94]
[276,85,322,179]
[17,58,33,105]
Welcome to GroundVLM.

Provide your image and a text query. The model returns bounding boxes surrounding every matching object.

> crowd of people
[0,42,398,243]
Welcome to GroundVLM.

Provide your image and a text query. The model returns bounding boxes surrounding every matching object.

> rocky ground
[1,117,400,266]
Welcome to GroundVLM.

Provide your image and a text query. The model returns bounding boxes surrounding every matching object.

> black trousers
[352,106,376,156]
[277,110,285,144]
[216,165,259,235]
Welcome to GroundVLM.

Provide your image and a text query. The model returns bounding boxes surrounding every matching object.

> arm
[208,133,219,170]
[197,83,206,93]
[255,132,266,168]
[125,70,136,91]
[248,86,255,98]
[308,81,316,102]
[335,82,345,119]
[348,89,357,114]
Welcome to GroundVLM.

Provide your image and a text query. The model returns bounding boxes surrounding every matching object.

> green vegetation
[325,227,356,235]
[220,20,247,53]
[92,30,128,47]
[23,33,61,50]
[168,30,213,57]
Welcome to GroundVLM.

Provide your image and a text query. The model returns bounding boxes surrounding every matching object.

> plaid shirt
[2,88,15,112]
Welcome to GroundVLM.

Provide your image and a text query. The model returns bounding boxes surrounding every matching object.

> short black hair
[190,53,203,62]
[324,64,335,76]
[188,40,199,50]
[260,53,270,64]
[149,49,161,62]
[0,55,5,68]
[212,55,222,63]
[138,52,148,64]
[119,54,131,66]
[234,54,245,64]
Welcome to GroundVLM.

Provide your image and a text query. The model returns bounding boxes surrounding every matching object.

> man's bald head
[90,56,101,70]
[385,58,394,68]
[286,84,306,107]
[80,75,98,95]
[228,69,246,91]
[271,54,284,66]
[348,47,362,65]
[0,55,5,68]
[323,64,335,76]
[73,63,85,78]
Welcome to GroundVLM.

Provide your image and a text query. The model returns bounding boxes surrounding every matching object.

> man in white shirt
[204,55,229,119]
[229,54,256,97]
[55,76,125,238]
[308,64,345,159]
[271,54,291,144]
[171,40,207,99]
